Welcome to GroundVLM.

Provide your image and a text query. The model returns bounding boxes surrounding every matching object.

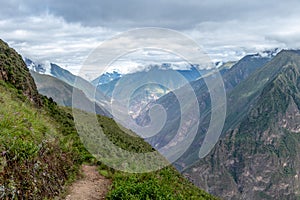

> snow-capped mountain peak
[24,58,52,75]
[91,71,122,86]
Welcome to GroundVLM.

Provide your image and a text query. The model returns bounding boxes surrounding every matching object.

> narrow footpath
[65,165,111,200]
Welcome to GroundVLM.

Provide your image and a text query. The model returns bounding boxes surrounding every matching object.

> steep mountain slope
[224,50,300,131]
[69,108,217,200]
[25,58,77,85]
[25,58,109,105]
[176,51,291,168]
[0,39,86,199]
[0,81,81,199]
[183,50,300,199]
[30,71,111,116]
[0,40,41,106]
[222,53,273,91]
[30,71,74,106]
[135,52,275,169]
[1,39,216,199]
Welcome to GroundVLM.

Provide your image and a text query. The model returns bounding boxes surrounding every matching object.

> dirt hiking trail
[65,165,111,200]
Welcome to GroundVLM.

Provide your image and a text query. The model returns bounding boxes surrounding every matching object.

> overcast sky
[1,0,300,77]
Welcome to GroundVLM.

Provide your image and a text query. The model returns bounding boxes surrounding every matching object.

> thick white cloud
[1,1,300,78]
[0,14,114,74]
[185,18,291,62]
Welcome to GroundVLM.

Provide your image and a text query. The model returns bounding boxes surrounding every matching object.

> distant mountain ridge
[24,58,111,116]
[0,39,216,199]
[30,71,110,116]
[91,70,122,86]
[134,51,277,158]
[92,63,213,88]
[25,58,109,102]
[20,46,297,199]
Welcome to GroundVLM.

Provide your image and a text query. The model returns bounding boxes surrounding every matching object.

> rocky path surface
[65,165,111,200]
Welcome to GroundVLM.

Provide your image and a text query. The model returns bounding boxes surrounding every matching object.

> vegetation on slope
[97,117,217,199]
[63,108,217,200]
[0,39,89,199]
[0,39,41,106]
[0,39,216,199]
[0,81,82,199]
[184,51,300,199]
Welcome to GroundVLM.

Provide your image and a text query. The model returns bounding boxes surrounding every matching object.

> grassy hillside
[0,39,41,106]
[0,81,83,199]
[64,107,217,200]
[0,39,85,199]
[0,39,216,199]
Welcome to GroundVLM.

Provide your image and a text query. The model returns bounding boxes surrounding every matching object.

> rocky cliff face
[0,39,41,106]
[183,51,300,200]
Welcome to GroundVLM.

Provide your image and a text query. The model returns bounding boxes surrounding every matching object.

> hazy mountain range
[25,58,111,116]
[0,39,213,199]
[22,47,300,199]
